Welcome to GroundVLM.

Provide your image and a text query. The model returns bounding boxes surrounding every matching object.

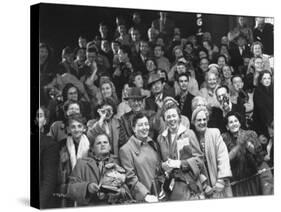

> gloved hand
[213,179,225,193]
[144,194,158,203]
[88,182,100,194]
[167,158,181,169]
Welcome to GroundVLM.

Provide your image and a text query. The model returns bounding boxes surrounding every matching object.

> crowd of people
[36,11,274,209]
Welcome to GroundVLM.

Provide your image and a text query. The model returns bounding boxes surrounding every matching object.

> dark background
[38,3,255,62]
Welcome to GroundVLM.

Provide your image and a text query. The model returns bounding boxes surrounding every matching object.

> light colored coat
[119,136,161,201]
[190,128,233,197]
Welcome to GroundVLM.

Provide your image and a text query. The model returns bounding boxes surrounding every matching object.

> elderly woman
[67,133,131,206]
[221,112,269,196]
[57,113,90,207]
[199,71,220,108]
[190,107,233,198]
[87,97,120,157]
[119,112,161,203]
[247,41,271,74]
[157,103,211,200]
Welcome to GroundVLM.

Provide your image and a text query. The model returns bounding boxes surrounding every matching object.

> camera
[99,107,113,119]
[222,95,229,105]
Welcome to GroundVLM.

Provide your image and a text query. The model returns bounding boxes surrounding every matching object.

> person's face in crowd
[37,108,46,131]
[118,25,127,35]
[131,29,140,42]
[261,73,272,87]
[254,58,264,72]
[232,76,244,92]
[39,47,49,65]
[140,42,149,56]
[174,48,183,59]
[118,49,128,63]
[148,28,158,41]
[154,46,163,58]
[194,110,208,133]
[237,37,246,47]
[67,87,79,101]
[256,17,265,29]
[151,80,164,95]
[178,75,189,92]
[156,37,165,46]
[199,50,208,59]
[218,56,226,69]
[227,115,241,134]
[64,53,74,64]
[220,45,229,56]
[164,108,180,132]
[146,59,156,72]
[68,119,85,141]
[76,48,86,61]
[134,74,144,88]
[78,38,87,48]
[238,16,246,26]
[189,35,197,46]
[111,42,120,54]
[101,83,113,98]
[200,58,209,72]
[194,98,207,110]
[174,27,181,35]
[66,103,80,116]
[122,84,130,100]
[176,64,186,74]
[173,34,181,42]
[133,116,150,139]
[184,43,193,54]
[222,66,232,79]
[132,13,141,24]
[93,134,111,157]
[207,72,217,90]
[216,87,230,106]
[86,51,97,63]
[128,98,144,112]
[101,40,110,53]
[221,36,228,45]
[99,25,108,36]
[253,44,262,57]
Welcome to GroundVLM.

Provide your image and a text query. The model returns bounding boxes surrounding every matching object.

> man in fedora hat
[145,72,175,112]
[119,87,164,147]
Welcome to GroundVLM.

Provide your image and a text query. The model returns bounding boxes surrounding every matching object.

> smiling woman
[119,112,161,203]
[190,107,233,198]
[157,104,210,200]
[56,113,90,207]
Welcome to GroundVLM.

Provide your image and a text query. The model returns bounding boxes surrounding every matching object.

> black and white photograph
[29,1,276,209]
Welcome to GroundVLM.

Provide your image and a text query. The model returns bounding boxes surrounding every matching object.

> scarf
[66,134,90,170]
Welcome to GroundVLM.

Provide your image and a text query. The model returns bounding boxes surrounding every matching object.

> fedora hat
[148,72,164,87]
[123,87,146,101]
